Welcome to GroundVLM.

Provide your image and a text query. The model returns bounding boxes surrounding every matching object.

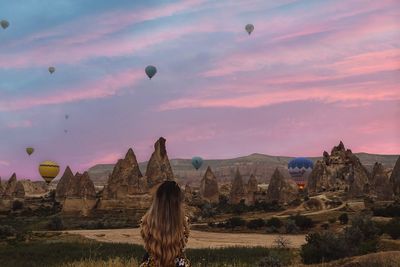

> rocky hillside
[87,152,399,186]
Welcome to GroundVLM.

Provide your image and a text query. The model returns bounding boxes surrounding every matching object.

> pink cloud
[0,69,143,111]
[7,120,33,128]
[0,160,10,166]
[160,84,400,110]
[80,152,122,169]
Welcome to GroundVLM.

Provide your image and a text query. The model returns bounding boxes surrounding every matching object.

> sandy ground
[66,228,306,249]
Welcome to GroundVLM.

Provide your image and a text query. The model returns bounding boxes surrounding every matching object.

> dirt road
[66,228,306,249]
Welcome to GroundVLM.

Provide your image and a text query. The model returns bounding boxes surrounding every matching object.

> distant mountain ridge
[88,152,399,186]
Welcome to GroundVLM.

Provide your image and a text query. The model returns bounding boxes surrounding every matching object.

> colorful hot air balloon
[145,65,157,79]
[245,24,254,35]
[191,156,203,170]
[26,147,34,156]
[1,20,9,29]
[288,157,313,190]
[39,161,60,184]
[48,66,55,74]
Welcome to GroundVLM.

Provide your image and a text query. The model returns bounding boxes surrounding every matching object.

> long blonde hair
[140,181,189,267]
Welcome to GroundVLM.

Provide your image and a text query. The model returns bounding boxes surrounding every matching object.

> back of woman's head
[140,180,189,267]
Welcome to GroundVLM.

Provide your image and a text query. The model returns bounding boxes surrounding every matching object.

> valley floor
[66,228,306,248]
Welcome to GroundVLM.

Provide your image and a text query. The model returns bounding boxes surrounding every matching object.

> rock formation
[62,171,97,215]
[199,166,219,203]
[146,137,174,190]
[246,174,258,205]
[307,141,370,197]
[14,180,47,198]
[369,162,393,200]
[102,148,148,200]
[266,168,299,204]
[230,168,246,204]
[391,156,400,197]
[184,183,192,203]
[2,173,17,199]
[97,148,152,211]
[55,166,74,202]
[0,177,3,196]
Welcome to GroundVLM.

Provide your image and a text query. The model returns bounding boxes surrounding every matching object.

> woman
[140,180,191,267]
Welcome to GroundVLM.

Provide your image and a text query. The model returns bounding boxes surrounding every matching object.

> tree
[247,218,266,230]
[300,232,347,264]
[266,217,283,228]
[339,213,349,225]
[385,218,400,240]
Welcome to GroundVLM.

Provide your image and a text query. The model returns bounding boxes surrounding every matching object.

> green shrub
[0,225,16,239]
[385,218,400,240]
[338,213,349,224]
[226,217,246,228]
[300,232,347,264]
[12,200,24,211]
[344,214,379,255]
[247,219,265,230]
[266,217,283,228]
[48,216,64,231]
[284,219,299,234]
[372,203,400,217]
[289,214,313,230]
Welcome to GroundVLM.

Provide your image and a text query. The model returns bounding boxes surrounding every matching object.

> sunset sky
[0,0,399,179]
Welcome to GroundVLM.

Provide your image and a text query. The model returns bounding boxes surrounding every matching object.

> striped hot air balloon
[288,157,313,190]
[39,161,60,184]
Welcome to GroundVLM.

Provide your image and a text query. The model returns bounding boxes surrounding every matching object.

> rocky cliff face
[55,166,74,202]
[391,156,400,197]
[307,141,370,197]
[2,173,17,199]
[146,137,174,190]
[246,174,258,205]
[0,177,3,195]
[199,166,219,203]
[15,180,47,198]
[369,162,393,200]
[102,148,148,200]
[65,172,96,199]
[266,168,299,204]
[62,171,97,216]
[230,168,246,204]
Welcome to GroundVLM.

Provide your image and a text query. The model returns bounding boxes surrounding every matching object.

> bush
[48,216,64,230]
[344,214,379,255]
[284,219,299,234]
[12,200,24,211]
[0,225,16,239]
[328,217,336,224]
[247,219,266,230]
[290,214,313,230]
[385,218,400,240]
[321,223,329,230]
[226,217,246,228]
[300,232,348,264]
[339,213,349,224]
[372,203,400,217]
[266,217,283,228]
[304,196,310,202]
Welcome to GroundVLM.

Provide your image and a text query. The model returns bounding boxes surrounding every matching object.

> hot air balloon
[191,156,203,170]
[65,114,69,120]
[288,157,313,190]
[1,20,9,29]
[245,24,254,35]
[64,129,68,133]
[145,65,157,79]
[38,161,60,184]
[48,66,55,74]
[26,147,34,156]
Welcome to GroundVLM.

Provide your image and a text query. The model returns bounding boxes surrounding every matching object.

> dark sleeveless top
[140,252,191,267]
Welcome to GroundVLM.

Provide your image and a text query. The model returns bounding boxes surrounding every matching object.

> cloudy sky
[0,0,399,179]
